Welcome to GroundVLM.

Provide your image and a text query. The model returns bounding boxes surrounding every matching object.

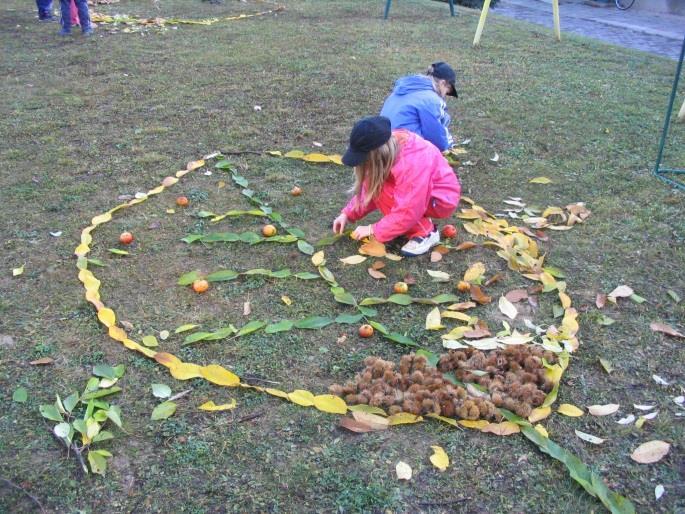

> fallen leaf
[641,410,659,420]
[199,399,237,411]
[528,406,552,423]
[434,245,450,255]
[430,251,442,263]
[652,374,669,386]
[667,290,681,303]
[574,429,605,445]
[505,289,528,303]
[464,262,485,283]
[429,445,449,471]
[351,411,388,430]
[634,404,655,411]
[396,461,412,480]
[655,485,665,500]
[454,241,477,251]
[630,440,670,464]
[425,308,444,330]
[597,314,615,326]
[359,238,386,257]
[281,295,292,306]
[427,270,450,282]
[529,176,552,184]
[534,424,549,438]
[243,301,251,316]
[12,264,24,277]
[596,293,607,309]
[470,285,492,305]
[650,322,684,338]
[498,296,518,320]
[340,255,367,265]
[371,260,385,270]
[367,268,386,280]
[311,251,325,266]
[481,421,520,436]
[557,404,584,417]
[484,273,504,286]
[151,401,176,420]
[403,274,416,285]
[617,414,635,425]
[142,335,158,348]
[588,404,620,416]
[446,301,477,311]
[151,383,172,399]
[50,231,62,237]
[608,285,634,300]
[464,327,491,339]
[29,357,54,366]
[599,358,613,374]
[387,412,423,425]
[339,417,373,433]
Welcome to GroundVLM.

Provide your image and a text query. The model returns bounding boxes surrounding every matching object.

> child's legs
[36,0,53,17]
[59,0,72,28]
[405,198,457,239]
[74,0,90,28]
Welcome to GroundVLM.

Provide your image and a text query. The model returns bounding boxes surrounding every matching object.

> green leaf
[214,159,235,170]
[333,290,357,306]
[204,326,238,340]
[113,364,126,378]
[359,297,387,306]
[267,235,298,244]
[597,314,616,326]
[599,358,613,374]
[87,450,108,475]
[39,404,63,422]
[297,239,315,255]
[416,349,439,367]
[431,293,461,304]
[181,234,204,243]
[667,290,681,303]
[541,383,559,408]
[201,232,240,243]
[93,410,108,422]
[178,270,202,286]
[231,173,249,187]
[53,422,71,440]
[63,392,79,413]
[93,430,114,443]
[294,272,319,280]
[264,320,294,334]
[183,331,212,345]
[93,364,116,380]
[175,323,200,334]
[315,233,345,247]
[358,306,378,317]
[206,270,239,282]
[387,294,413,306]
[81,387,122,401]
[86,258,106,267]
[151,401,177,421]
[368,320,389,335]
[269,269,292,279]
[84,377,99,393]
[318,267,337,285]
[243,268,271,276]
[629,293,646,304]
[552,304,565,318]
[241,188,254,198]
[294,316,334,330]
[239,232,261,244]
[106,405,123,428]
[72,419,87,435]
[236,320,267,337]
[287,228,306,239]
[142,335,158,348]
[152,383,172,399]
[383,332,419,347]
[196,210,215,218]
[13,387,27,403]
[334,313,364,324]
[543,266,566,278]
[107,248,129,256]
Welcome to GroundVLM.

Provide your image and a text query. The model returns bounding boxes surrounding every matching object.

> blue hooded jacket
[380,75,453,151]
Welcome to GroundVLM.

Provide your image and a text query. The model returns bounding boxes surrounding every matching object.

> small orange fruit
[176,196,189,207]
[291,186,302,196]
[192,279,209,293]
[441,224,458,238]
[262,224,277,237]
[119,232,134,245]
[393,281,409,294]
[358,324,374,338]
[457,280,470,292]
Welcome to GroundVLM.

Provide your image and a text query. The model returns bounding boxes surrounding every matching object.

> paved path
[492,0,685,60]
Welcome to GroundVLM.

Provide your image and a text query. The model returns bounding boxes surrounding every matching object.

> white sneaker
[400,228,440,257]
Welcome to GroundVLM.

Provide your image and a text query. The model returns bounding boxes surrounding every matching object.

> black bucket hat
[342,116,392,167]
[431,62,458,98]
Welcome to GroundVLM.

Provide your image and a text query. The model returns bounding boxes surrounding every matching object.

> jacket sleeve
[372,160,431,242]
[417,99,452,151]
[342,190,378,222]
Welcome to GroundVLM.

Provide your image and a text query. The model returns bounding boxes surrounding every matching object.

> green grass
[1,0,684,512]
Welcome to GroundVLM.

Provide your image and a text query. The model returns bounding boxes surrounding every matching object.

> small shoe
[39,15,56,22]
[59,27,72,35]
[400,227,440,257]
[82,27,94,36]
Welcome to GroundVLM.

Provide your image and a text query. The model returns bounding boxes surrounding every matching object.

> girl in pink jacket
[333,116,461,257]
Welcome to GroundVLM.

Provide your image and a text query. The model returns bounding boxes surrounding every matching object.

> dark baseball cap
[342,116,392,167]
[431,62,458,98]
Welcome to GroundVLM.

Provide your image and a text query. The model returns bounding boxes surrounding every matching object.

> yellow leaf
[429,445,449,471]
[97,308,116,328]
[284,150,305,159]
[540,272,557,290]
[155,352,181,369]
[281,295,292,306]
[142,335,158,347]
[313,394,348,414]
[12,264,24,277]
[464,262,485,282]
[186,159,205,171]
[108,325,128,342]
[348,404,387,416]
[339,255,367,265]
[147,185,164,195]
[387,412,423,425]
[545,365,563,384]
[426,413,458,426]
[441,311,473,323]
[74,242,90,256]
[91,212,112,226]
[458,419,489,429]
[358,238,386,257]
[528,406,552,423]
[425,307,444,330]
[162,176,178,187]
[288,389,315,407]
[559,291,572,309]
[302,153,332,163]
[266,150,282,156]
[311,251,325,267]
[170,362,203,380]
[557,403,584,417]
[199,399,237,411]
[498,296,518,320]
[530,176,552,184]
[200,364,240,387]
[480,421,521,436]
[534,424,549,438]
[329,154,343,166]
[265,388,289,399]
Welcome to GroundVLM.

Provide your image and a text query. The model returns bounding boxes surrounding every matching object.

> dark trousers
[36,0,53,18]
[60,0,90,30]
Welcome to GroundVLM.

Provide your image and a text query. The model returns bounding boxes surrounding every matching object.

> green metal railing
[654,35,685,190]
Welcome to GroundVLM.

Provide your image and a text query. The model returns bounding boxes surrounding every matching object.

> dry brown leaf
[368,268,387,280]
[359,238,386,257]
[464,327,491,339]
[596,293,607,309]
[336,334,347,344]
[351,411,389,430]
[430,251,443,263]
[650,322,684,338]
[484,273,504,286]
[454,241,477,251]
[447,301,477,311]
[630,440,671,464]
[371,260,386,270]
[434,245,450,255]
[608,285,634,299]
[470,285,492,305]
[29,357,54,366]
[403,274,416,285]
[339,417,373,433]
[505,289,528,303]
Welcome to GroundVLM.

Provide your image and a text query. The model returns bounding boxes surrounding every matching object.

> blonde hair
[352,136,399,207]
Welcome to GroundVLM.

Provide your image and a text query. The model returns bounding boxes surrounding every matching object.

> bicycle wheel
[615,0,636,10]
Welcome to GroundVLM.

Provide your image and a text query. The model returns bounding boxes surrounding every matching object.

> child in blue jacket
[380,62,458,152]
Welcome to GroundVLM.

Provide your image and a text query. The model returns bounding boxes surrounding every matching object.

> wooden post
[552,0,561,41]
[678,97,685,123]
[473,0,492,47]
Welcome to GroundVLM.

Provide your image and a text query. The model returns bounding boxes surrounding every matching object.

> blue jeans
[60,0,90,31]
[36,0,53,18]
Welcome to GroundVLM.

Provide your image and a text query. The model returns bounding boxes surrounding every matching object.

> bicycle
[615,0,636,10]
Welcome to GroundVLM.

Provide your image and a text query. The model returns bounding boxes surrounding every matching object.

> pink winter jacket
[342,130,461,243]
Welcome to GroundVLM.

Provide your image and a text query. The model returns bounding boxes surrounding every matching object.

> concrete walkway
[491,0,685,60]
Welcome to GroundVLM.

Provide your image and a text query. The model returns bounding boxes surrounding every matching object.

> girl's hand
[332,213,349,234]
[351,225,374,240]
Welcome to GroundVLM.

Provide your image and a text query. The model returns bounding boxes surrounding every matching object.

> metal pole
[653,35,685,181]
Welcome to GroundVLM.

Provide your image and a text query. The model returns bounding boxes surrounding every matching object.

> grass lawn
[1,0,684,512]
